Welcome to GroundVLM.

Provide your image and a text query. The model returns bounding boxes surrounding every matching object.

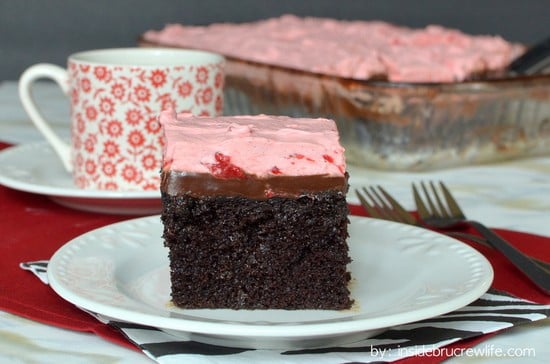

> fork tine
[368,186,403,222]
[439,181,466,219]
[356,186,414,224]
[368,186,392,210]
[429,181,452,218]
[420,181,441,216]
[356,187,392,220]
[364,187,396,221]
[355,188,382,219]
[376,186,417,225]
[412,183,430,220]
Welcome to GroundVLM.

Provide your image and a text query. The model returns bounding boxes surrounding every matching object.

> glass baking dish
[222,57,550,171]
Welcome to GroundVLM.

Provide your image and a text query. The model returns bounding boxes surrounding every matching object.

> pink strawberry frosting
[159,109,346,178]
[143,15,524,82]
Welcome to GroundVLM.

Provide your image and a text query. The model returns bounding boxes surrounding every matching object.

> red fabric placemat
[1,142,549,362]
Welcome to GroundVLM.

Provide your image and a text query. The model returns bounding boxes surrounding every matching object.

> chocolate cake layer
[161,171,347,199]
[161,190,352,310]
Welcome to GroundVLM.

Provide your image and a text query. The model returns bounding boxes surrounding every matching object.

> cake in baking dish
[142,16,548,174]
[143,14,524,82]
[159,109,352,310]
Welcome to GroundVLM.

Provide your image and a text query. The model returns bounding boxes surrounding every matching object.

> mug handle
[18,64,72,172]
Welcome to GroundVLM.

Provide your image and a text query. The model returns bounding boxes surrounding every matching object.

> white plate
[48,215,493,349]
[0,142,161,215]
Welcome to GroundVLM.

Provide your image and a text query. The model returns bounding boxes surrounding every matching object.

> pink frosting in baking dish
[159,109,346,177]
[143,15,524,82]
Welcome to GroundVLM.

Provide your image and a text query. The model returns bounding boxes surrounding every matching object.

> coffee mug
[19,48,225,191]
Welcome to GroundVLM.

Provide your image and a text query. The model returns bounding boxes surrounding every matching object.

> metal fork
[412,181,550,295]
[355,186,550,271]
[355,186,416,225]
[356,185,487,235]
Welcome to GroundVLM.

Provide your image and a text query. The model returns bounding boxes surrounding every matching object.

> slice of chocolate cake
[159,109,352,310]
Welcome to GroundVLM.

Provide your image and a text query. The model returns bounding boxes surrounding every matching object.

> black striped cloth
[21,260,550,363]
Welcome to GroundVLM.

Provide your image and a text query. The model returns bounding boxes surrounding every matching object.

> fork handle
[469,220,550,295]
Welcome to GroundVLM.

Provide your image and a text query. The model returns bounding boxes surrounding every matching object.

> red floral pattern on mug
[94,66,111,82]
[81,78,92,93]
[101,160,117,177]
[196,66,209,83]
[149,69,167,88]
[126,109,143,125]
[68,57,224,190]
[141,153,158,170]
[177,81,193,97]
[128,130,145,148]
[145,116,161,134]
[111,83,126,100]
[85,105,98,121]
[103,140,119,157]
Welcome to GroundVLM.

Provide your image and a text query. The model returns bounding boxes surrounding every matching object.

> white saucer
[0,142,161,215]
[48,215,493,350]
